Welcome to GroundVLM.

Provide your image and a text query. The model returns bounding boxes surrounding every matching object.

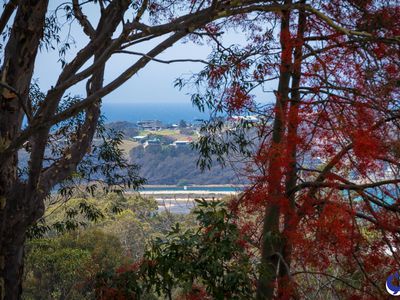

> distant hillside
[104,121,139,138]
[17,121,248,186]
[129,146,247,185]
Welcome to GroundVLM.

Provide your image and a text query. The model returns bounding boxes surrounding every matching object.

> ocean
[101,102,210,124]
[139,186,243,192]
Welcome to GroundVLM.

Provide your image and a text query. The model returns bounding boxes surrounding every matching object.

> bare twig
[115,50,212,65]
[0,0,19,34]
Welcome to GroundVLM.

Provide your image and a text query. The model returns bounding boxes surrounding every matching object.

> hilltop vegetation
[17,122,244,186]
[129,145,246,185]
[105,121,246,185]
[104,121,140,138]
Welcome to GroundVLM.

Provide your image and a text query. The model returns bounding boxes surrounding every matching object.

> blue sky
[31,2,274,106]
[35,32,214,104]
[31,2,213,105]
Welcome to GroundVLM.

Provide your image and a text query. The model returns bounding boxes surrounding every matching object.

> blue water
[102,102,209,123]
[140,186,243,192]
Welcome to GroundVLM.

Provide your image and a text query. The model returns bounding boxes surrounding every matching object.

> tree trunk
[278,2,306,297]
[1,223,26,300]
[0,182,44,300]
[256,1,293,299]
[0,1,48,299]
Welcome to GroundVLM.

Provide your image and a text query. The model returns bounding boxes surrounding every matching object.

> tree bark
[0,1,48,299]
[256,1,293,299]
[1,215,26,300]
[278,2,306,297]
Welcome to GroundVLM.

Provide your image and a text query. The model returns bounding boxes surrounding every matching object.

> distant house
[137,120,163,131]
[165,123,179,130]
[226,115,260,129]
[144,138,161,149]
[229,115,259,123]
[171,140,191,149]
[133,135,147,142]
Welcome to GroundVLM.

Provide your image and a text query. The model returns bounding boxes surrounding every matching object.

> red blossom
[224,83,252,113]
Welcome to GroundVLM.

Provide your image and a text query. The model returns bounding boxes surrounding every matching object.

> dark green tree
[178,120,188,128]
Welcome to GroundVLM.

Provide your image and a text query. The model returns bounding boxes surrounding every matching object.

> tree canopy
[182,0,400,298]
[0,0,399,299]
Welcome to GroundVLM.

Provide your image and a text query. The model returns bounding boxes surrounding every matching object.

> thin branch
[301,4,400,43]
[293,179,400,194]
[134,0,148,22]
[291,271,376,297]
[275,251,292,280]
[0,0,19,34]
[114,50,211,65]
[72,0,95,38]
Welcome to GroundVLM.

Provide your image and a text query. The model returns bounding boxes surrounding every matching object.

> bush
[96,200,256,299]
[23,230,127,300]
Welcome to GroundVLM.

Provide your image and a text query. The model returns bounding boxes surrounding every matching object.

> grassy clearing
[119,140,139,156]
[118,130,198,156]
[140,129,197,140]
[139,129,178,136]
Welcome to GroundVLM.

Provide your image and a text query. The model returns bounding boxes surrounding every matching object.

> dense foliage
[22,193,193,299]
[177,0,400,298]
[96,199,255,300]
[24,230,126,300]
